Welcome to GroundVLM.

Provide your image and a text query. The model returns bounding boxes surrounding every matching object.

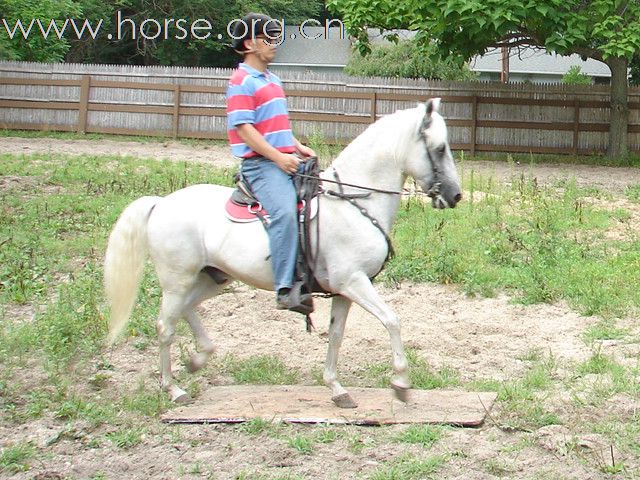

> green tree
[0,0,81,62]
[345,40,478,80]
[67,0,323,66]
[328,0,640,159]
[1,0,324,66]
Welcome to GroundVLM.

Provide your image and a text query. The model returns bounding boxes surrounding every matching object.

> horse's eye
[437,145,446,154]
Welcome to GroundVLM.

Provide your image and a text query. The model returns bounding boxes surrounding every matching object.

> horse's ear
[425,98,441,116]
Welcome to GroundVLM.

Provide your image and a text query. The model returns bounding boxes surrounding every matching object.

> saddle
[224,157,325,325]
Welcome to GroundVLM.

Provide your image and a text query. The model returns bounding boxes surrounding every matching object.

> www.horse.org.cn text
[0,14,346,43]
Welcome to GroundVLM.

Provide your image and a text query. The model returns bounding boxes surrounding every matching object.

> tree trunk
[607,56,629,159]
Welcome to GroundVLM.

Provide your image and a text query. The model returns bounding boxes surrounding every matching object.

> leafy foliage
[0,0,81,61]
[328,0,639,157]
[561,65,592,85]
[0,0,325,66]
[328,0,640,63]
[345,40,478,80]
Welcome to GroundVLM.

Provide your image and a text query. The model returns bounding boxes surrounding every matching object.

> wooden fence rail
[1,69,640,155]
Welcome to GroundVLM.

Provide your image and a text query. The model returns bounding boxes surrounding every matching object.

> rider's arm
[236,123,299,174]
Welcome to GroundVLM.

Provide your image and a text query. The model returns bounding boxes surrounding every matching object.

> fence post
[370,91,377,123]
[77,75,91,134]
[470,95,478,156]
[172,84,181,138]
[572,99,580,155]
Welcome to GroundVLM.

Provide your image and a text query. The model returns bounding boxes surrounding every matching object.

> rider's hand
[296,143,316,158]
[274,153,300,175]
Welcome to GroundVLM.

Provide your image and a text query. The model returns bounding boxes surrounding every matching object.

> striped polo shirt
[226,63,296,158]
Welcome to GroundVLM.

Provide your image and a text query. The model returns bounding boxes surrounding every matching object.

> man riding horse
[227,13,316,315]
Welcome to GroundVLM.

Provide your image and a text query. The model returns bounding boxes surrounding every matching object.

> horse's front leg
[157,293,192,403]
[342,272,410,402]
[325,295,357,408]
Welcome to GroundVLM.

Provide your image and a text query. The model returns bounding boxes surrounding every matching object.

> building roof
[272,26,612,78]
[471,48,611,78]
[273,25,351,67]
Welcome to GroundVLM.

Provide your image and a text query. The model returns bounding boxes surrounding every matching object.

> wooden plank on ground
[161,386,497,427]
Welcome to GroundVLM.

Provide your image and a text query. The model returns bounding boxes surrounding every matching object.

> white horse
[104,98,461,408]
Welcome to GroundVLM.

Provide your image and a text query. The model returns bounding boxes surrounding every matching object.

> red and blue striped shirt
[226,63,296,158]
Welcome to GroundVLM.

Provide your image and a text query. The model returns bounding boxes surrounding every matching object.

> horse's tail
[104,195,161,345]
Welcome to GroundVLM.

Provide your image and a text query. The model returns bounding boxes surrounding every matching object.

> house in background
[272,25,612,84]
[471,48,611,84]
[272,25,351,74]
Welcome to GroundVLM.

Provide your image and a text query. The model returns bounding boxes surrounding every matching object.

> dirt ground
[2,136,640,479]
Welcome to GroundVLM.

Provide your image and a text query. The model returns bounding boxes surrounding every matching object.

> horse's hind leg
[184,271,229,373]
[342,272,410,402]
[157,291,192,403]
[324,295,358,408]
[157,272,228,403]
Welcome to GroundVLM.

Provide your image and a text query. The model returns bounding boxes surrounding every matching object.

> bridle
[295,128,443,283]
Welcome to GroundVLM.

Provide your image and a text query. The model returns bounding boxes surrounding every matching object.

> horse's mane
[333,104,425,166]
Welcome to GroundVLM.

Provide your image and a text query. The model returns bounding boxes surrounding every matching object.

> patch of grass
[464,151,640,168]
[484,458,517,477]
[286,434,314,455]
[368,453,447,480]
[235,472,306,480]
[222,355,300,385]
[0,152,234,370]
[582,321,629,344]
[576,350,624,377]
[517,348,544,362]
[363,349,460,390]
[0,129,227,148]
[314,426,341,444]
[238,417,280,436]
[106,427,145,449]
[395,424,444,448]
[625,184,640,203]
[496,357,561,430]
[384,170,640,319]
[54,396,118,426]
[119,384,172,417]
[0,442,35,474]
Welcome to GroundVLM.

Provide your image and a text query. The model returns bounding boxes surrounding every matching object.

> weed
[369,453,447,480]
[484,458,517,476]
[364,349,460,389]
[106,427,145,449]
[287,434,314,455]
[222,354,300,385]
[0,442,35,474]
[315,427,341,444]
[582,321,629,344]
[238,417,280,436]
[577,350,623,377]
[383,171,640,319]
[120,383,172,417]
[395,424,444,448]
[625,184,640,203]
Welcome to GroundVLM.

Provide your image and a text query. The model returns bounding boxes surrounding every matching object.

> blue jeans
[241,157,299,292]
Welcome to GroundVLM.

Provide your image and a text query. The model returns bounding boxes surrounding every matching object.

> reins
[294,172,405,196]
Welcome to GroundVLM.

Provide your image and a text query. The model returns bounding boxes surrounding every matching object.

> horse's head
[408,99,462,209]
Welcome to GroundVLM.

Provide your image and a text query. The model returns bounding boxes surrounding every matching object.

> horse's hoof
[391,383,410,403]
[173,392,194,405]
[332,393,358,409]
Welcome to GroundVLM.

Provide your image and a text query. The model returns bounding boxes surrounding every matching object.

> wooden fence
[1,61,640,155]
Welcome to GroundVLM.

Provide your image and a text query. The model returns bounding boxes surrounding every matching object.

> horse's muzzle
[427,183,461,209]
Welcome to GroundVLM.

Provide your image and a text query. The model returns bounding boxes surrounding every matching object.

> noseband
[419,122,443,199]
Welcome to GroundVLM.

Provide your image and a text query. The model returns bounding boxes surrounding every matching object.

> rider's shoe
[276,288,314,315]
